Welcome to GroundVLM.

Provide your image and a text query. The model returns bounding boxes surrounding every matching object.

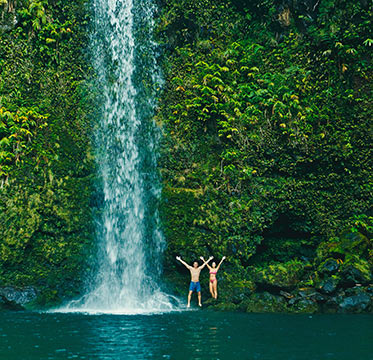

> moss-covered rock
[253,261,306,290]
[245,292,288,313]
[316,232,371,262]
[339,258,372,287]
[317,277,339,294]
[318,258,340,275]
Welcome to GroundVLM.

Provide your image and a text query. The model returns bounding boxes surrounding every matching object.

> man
[176,255,213,307]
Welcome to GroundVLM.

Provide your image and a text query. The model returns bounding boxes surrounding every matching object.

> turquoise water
[0,311,372,359]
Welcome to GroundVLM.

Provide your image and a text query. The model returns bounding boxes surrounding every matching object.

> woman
[200,256,226,299]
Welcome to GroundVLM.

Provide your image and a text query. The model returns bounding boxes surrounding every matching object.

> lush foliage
[0,0,371,311]
[0,0,95,304]
[157,0,372,308]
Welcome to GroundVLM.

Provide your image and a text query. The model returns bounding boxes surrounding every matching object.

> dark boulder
[319,278,338,294]
[297,288,326,303]
[279,290,293,299]
[230,285,252,305]
[0,287,37,307]
[338,293,371,313]
[344,286,365,297]
[366,286,373,295]
[340,265,371,287]
[297,288,314,297]
[316,232,370,262]
[288,297,297,305]
[246,292,288,313]
[319,258,339,275]
[296,299,318,313]
[325,296,338,308]
[0,295,23,311]
[312,292,327,303]
[283,290,319,313]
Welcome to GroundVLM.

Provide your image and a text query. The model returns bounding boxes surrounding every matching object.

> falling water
[63,0,174,313]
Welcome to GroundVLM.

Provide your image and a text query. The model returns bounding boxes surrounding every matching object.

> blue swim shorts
[189,281,201,292]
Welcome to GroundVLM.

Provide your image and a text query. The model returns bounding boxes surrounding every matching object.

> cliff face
[0,0,96,306]
[156,0,372,312]
[0,0,371,312]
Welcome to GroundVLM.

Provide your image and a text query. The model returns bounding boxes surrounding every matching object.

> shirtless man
[176,255,213,308]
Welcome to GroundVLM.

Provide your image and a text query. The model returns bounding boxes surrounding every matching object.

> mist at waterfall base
[60,0,177,313]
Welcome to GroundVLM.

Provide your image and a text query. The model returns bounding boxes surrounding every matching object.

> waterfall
[63,0,174,313]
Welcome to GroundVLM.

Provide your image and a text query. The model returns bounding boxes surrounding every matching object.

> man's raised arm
[176,256,191,269]
[199,256,213,269]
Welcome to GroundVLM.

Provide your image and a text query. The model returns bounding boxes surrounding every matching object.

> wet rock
[231,286,252,305]
[279,290,293,299]
[340,264,371,287]
[0,295,23,311]
[295,299,318,313]
[278,289,319,313]
[325,296,338,307]
[288,297,297,305]
[298,288,316,298]
[344,286,363,297]
[260,291,276,302]
[0,286,37,306]
[319,278,338,294]
[312,292,327,303]
[366,286,373,295]
[297,288,326,303]
[319,258,339,275]
[322,296,340,313]
[316,232,370,261]
[338,293,371,313]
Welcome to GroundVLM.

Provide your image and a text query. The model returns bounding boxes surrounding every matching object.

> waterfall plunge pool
[0,311,372,359]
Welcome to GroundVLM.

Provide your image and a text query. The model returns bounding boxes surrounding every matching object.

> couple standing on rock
[176,255,226,308]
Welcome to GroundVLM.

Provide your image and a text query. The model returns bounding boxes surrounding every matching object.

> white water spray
[62,0,175,314]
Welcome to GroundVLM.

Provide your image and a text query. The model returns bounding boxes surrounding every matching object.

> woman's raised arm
[199,256,213,269]
[216,256,226,271]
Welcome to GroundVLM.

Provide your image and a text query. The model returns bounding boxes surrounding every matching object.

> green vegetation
[0,0,95,305]
[157,0,372,311]
[0,0,371,311]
